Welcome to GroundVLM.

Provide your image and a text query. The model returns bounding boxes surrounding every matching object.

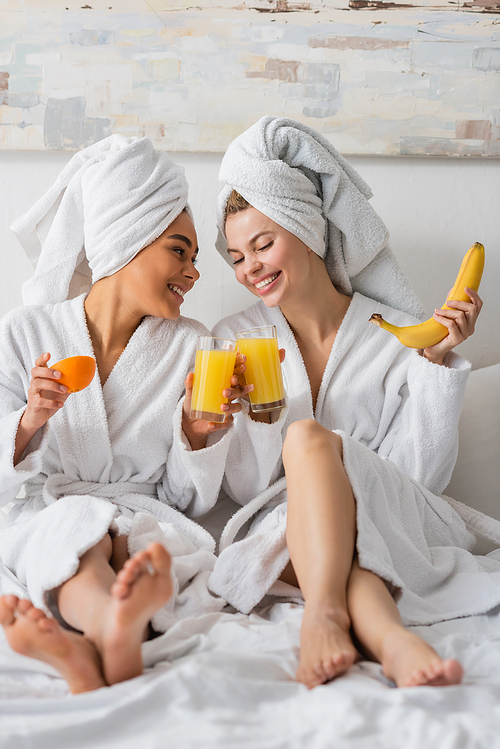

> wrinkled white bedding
[1,599,500,748]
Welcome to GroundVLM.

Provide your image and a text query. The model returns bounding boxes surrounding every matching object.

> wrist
[181,414,208,451]
[19,410,45,437]
[422,349,445,366]
[186,432,208,451]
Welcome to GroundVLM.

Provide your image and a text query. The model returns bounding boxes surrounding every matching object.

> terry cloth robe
[207,293,500,625]
[0,294,231,632]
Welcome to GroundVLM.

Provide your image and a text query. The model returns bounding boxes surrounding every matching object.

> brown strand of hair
[225,190,251,223]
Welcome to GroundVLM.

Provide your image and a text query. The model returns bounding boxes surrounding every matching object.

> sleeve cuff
[412,349,471,378]
[0,408,48,507]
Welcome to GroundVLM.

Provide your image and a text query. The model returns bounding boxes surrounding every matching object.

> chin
[159,306,181,320]
[258,292,281,308]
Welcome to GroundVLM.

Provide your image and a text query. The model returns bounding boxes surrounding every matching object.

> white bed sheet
[1,598,500,749]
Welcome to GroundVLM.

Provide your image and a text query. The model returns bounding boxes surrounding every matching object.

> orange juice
[237,337,286,411]
[190,348,237,422]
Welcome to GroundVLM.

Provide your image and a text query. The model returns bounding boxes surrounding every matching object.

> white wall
[1,151,498,369]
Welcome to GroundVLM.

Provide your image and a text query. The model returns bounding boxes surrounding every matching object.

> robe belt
[40,474,157,507]
[34,473,217,552]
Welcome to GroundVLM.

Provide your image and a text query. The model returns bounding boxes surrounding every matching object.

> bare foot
[94,542,172,686]
[296,602,358,689]
[381,628,463,688]
[0,595,105,694]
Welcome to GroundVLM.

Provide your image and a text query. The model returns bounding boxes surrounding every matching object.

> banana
[369,242,485,349]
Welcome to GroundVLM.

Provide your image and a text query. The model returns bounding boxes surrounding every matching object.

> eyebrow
[168,233,192,249]
[227,230,273,254]
[168,233,199,255]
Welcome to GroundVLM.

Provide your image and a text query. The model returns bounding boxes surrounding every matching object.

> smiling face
[119,210,200,320]
[225,206,314,309]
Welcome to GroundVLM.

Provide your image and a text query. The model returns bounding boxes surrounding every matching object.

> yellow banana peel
[369,242,485,349]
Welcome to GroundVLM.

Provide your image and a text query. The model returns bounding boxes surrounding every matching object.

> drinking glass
[190,337,237,422]
[236,325,286,413]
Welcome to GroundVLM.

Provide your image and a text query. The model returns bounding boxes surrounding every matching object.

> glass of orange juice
[236,325,286,413]
[190,337,237,422]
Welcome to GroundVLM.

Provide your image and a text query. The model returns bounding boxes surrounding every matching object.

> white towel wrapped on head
[12,134,193,305]
[216,116,423,318]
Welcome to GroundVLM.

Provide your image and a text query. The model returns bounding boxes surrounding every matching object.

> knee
[283,420,342,463]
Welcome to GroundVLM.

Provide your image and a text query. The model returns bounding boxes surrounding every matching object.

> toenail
[146,560,155,576]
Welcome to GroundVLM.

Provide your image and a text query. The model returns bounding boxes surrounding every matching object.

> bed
[0,361,499,748]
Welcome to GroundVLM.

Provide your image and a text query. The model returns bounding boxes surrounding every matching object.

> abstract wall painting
[0,0,499,155]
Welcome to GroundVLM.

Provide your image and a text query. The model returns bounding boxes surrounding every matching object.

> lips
[253,271,282,295]
[168,283,188,302]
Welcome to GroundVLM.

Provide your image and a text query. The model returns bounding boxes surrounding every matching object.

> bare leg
[110,535,129,574]
[348,559,463,687]
[0,595,105,694]
[282,420,358,688]
[0,533,173,693]
[55,535,172,686]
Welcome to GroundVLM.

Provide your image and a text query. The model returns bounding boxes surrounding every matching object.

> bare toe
[147,542,172,574]
[296,603,357,688]
[419,659,463,687]
[0,598,105,694]
[99,542,173,686]
[0,595,23,626]
[17,599,33,615]
[382,629,463,688]
[26,606,45,624]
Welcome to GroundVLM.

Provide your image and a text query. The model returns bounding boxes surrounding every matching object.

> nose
[185,258,200,283]
[243,253,262,276]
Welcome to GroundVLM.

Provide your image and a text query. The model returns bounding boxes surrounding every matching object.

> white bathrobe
[207,294,500,625]
[0,294,231,631]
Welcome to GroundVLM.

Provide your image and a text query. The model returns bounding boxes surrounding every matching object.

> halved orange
[51,355,96,393]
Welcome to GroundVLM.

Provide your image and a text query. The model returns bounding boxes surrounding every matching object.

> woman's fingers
[183,372,194,408]
[21,353,72,432]
[444,290,482,334]
[434,307,472,341]
[234,353,246,374]
[425,289,483,364]
[27,355,69,415]
[34,352,51,368]
[30,394,66,410]
[464,287,483,311]
[431,313,464,351]
[29,375,68,404]
[447,286,483,311]
[223,382,253,401]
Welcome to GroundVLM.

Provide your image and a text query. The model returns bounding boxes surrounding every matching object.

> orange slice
[51,355,96,393]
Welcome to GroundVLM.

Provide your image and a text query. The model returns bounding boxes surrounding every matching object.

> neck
[84,278,143,357]
[279,262,351,344]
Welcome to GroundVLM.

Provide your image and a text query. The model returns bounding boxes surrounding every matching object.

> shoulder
[212,301,271,338]
[0,301,61,341]
[176,316,211,338]
[153,315,209,343]
[352,292,422,328]
[146,316,210,363]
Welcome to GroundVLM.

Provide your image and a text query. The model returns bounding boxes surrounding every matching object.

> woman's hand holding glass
[232,348,286,424]
[182,353,253,450]
[422,288,483,365]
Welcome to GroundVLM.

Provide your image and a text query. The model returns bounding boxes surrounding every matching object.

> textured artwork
[0,0,499,155]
